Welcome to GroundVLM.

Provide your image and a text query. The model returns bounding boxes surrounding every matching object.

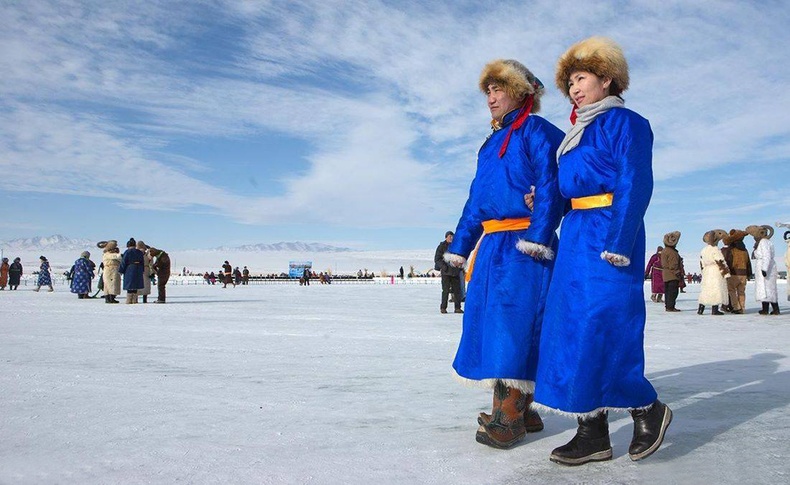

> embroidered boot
[478,391,543,432]
[550,412,612,466]
[475,381,527,449]
[629,400,673,461]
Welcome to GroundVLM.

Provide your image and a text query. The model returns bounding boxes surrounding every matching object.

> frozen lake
[1,282,788,484]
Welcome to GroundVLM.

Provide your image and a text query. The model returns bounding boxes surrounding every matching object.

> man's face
[486,83,521,122]
[446,234,454,243]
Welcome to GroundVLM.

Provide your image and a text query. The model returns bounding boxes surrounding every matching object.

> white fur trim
[444,252,467,267]
[601,251,631,267]
[453,374,535,394]
[531,401,654,420]
[516,239,555,260]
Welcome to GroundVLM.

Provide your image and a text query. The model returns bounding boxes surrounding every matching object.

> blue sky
[1,0,788,252]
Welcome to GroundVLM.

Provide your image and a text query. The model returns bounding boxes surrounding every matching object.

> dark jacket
[151,250,171,277]
[9,261,23,285]
[434,240,461,277]
[119,247,145,290]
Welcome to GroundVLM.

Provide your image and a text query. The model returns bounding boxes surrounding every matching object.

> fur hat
[745,225,774,240]
[703,229,727,245]
[479,59,545,113]
[663,231,681,247]
[148,247,161,257]
[136,240,148,250]
[1,257,7,263]
[722,229,748,245]
[555,37,629,98]
[81,251,90,259]
[98,240,118,250]
[784,231,790,242]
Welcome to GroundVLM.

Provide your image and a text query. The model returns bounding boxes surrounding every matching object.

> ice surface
[1,281,788,484]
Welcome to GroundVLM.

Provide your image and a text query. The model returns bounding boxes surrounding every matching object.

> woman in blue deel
[534,37,672,466]
[445,59,564,449]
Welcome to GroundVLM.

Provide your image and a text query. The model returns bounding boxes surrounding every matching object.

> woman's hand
[523,185,535,211]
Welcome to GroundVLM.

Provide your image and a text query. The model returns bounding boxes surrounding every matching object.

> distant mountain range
[0,235,96,251]
[208,242,352,253]
[0,235,352,253]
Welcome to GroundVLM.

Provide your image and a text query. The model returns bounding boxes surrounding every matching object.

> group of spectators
[0,257,26,291]
[645,226,786,315]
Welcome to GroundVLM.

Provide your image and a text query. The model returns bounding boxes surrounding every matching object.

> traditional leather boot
[475,381,527,449]
[142,295,147,303]
[629,400,673,461]
[770,303,781,315]
[759,302,770,315]
[697,304,705,315]
[478,391,544,432]
[110,295,120,303]
[550,412,612,466]
[711,305,723,315]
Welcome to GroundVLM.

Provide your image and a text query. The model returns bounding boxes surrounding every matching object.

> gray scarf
[556,95,624,162]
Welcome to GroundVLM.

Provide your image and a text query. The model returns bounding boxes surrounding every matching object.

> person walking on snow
[69,251,94,299]
[534,37,672,466]
[34,256,53,292]
[444,59,564,449]
[697,230,730,315]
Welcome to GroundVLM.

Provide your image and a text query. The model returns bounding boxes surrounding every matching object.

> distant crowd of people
[645,226,787,315]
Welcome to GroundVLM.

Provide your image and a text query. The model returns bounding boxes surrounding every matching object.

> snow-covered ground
[1,281,788,484]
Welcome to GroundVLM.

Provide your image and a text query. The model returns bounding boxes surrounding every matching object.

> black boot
[697,304,705,315]
[142,295,148,303]
[550,412,612,466]
[629,400,673,461]
[770,303,781,315]
[759,302,770,315]
[711,305,723,315]
[104,295,111,304]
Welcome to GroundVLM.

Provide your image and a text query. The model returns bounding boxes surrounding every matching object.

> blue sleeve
[448,179,484,258]
[522,118,564,246]
[119,252,128,274]
[604,110,654,257]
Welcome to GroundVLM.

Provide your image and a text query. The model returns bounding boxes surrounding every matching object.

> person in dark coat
[242,266,250,285]
[222,261,235,288]
[302,267,311,286]
[434,231,462,314]
[8,257,22,290]
[118,238,145,304]
[69,251,94,299]
[149,247,171,303]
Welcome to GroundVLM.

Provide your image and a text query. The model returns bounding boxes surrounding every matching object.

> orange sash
[465,218,531,282]
[571,193,613,210]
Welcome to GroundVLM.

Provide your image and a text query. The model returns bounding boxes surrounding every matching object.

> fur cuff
[601,251,631,267]
[516,240,555,260]
[531,401,653,420]
[444,252,467,267]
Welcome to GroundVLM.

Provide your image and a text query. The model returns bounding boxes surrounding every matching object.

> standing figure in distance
[721,229,752,314]
[746,225,780,315]
[119,238,145,304]
[697,230,730,315]
[149,247,171,303]
[34,256,54,292]
[70,251,95,299]
[0,257,8,290]
[661,232,682,312]
[644,246,664,303]
[434,231,463,314]
[9,257,23,290]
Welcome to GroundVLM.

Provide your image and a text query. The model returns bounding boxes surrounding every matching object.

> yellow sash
[465,218,531,282]
[571,193,614,210]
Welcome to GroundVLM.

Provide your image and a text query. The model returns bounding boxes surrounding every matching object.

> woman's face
[486,83,522,122]
[567,71,611,108]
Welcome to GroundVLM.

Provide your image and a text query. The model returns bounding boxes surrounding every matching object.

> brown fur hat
[745,225,774,240]
[555,37,629,98]
[703,229,727,245]
[98,240,118,252]
[663,231,681,247]
[479,59,544,113]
